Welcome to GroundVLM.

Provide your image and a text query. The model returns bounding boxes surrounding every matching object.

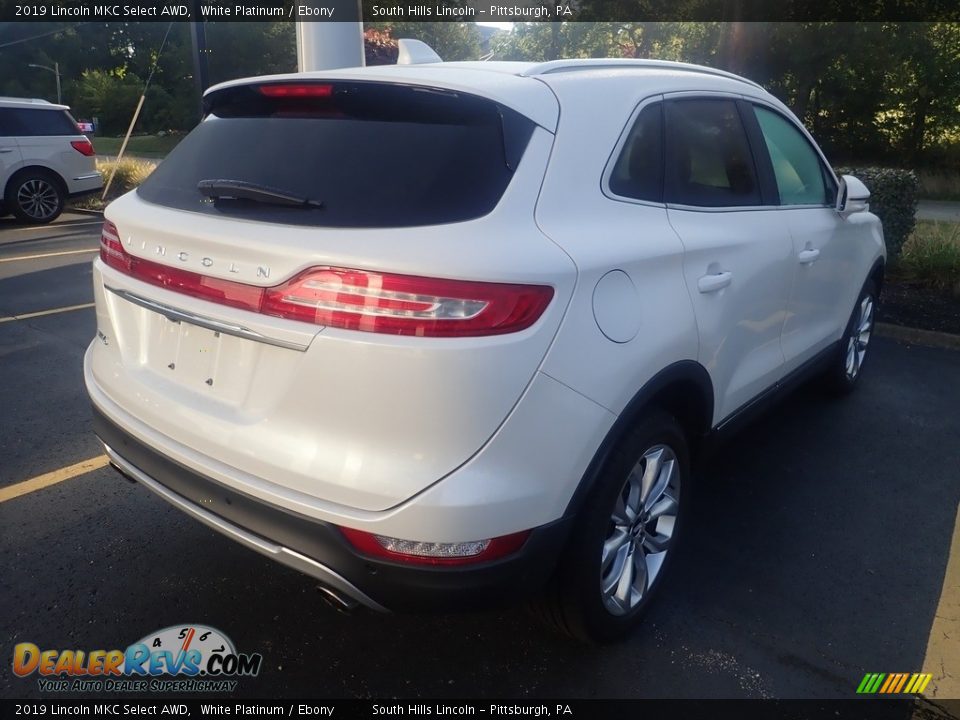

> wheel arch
[868,256,885,297]
[4,164,68,198]
[563,360,713,518]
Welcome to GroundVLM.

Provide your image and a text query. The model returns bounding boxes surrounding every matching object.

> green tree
[71,69,144,135]
[369,22,481,61]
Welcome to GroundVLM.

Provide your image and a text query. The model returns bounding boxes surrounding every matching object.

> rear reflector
[339,527,530,566]
[71,139,95,156]
[99,221,553,337]
[258,83,333,98]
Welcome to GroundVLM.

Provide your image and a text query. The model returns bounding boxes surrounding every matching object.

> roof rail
[0,96,53,104]
[519,59,765,91]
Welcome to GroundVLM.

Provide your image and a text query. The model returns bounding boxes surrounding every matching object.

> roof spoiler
[397,39,442,65]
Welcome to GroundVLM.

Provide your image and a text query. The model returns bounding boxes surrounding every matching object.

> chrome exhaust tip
[317,584,359,614]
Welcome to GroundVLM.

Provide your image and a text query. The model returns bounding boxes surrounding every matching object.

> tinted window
[0,108,78,136]
[609,103,663,203]
[754,106,830,205]
[664,99,760,207]
[137,82,535,228]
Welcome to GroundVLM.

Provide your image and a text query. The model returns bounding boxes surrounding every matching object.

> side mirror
[836,174,870,216]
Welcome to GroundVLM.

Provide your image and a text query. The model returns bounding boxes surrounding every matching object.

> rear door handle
[697,271,733,293]
[798,248,821,264]
[0,148,14,153]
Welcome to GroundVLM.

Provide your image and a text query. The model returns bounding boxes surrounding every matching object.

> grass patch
[93,133,183,159]
[71,158,157,211]
[918,170,960,201]
[898,220,960,294]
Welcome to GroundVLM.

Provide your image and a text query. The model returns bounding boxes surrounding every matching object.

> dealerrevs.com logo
[13,624,263,693]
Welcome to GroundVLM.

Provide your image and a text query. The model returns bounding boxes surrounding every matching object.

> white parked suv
[0,97,102,223]
[85,55,885,642]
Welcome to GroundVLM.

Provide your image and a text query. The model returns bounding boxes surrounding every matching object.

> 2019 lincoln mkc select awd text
[85,50,885,642]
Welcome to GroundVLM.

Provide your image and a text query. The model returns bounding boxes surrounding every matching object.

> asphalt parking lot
[1,214,958,704]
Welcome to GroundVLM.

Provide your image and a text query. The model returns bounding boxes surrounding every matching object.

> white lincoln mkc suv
[85,46,885,642]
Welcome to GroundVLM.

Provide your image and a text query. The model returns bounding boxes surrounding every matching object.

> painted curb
[876,322,960,351]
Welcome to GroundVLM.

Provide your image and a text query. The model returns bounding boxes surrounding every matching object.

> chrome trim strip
[73,172,102,181]
[103,442,388,613]
[105,285,309,352]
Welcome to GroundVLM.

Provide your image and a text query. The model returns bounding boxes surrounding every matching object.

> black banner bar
[2,699,960,720]
[1,0,959,22]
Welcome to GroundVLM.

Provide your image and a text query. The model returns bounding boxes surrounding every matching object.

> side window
[664,98,761,208]
[753,106,830,206]
[3,108,77,136]
[609,103,663,203]
[0,109,15,137]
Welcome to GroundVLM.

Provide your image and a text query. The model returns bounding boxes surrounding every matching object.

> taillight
[262,267,553,337]
[339,527,530,566]
[258,83,333,98]
[99,220,130,272]
[71,139,95,156]
[98,222,553,337]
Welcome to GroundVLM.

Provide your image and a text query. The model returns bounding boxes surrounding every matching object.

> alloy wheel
[845,295,874,380]
[601,444,680,616]
[16,178,60,221]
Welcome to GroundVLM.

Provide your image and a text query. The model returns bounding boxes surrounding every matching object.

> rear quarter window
[608,102,664,203]
[136,81,536,228]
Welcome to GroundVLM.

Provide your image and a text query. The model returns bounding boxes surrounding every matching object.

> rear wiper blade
[197,179,323,208]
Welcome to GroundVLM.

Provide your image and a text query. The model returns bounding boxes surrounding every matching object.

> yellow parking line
[0,302,95,323]
[0,455,109,503]
[0,248,98,263]
[922,503,960,698]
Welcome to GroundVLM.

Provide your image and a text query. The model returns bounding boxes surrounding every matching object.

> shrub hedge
[834,167,919,259]
[71,158,156,211]
[901,222,960,294]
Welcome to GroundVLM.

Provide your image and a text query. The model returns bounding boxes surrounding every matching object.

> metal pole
[295,0,364,71]
[101,93,147,200]
[189,15,210,120]
[54,62,61,104]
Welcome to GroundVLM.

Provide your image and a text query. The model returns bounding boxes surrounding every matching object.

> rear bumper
[92,405,573,612]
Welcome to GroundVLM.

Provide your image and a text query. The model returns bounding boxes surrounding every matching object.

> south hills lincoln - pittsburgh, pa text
[370,4,574,18]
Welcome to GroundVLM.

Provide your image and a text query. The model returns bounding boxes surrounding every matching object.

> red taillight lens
[100,220,130,272]
[99,223,553,337]
[262,267,553,337]
[99,221,262,311]
[71,139,95,156]
[258,83,333,98]
[339,527,530,566]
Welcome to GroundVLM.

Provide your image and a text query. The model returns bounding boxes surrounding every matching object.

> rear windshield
[0,107,78,136]
[137,81,536,228]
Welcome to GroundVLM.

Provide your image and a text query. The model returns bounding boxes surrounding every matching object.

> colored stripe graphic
[879,674,896,693]
[904,674,920,694]
[856,672,932,694]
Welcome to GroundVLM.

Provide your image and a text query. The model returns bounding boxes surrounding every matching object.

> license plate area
[161,319,218,387]
[140,313,259,405]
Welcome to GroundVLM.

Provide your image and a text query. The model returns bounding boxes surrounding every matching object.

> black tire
[823,279,878,396]
[5,169,65,224]
[530,410,691,643]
